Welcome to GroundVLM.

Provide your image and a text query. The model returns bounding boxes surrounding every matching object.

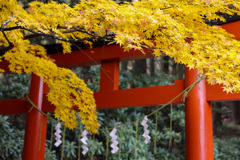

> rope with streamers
[39,114,43,150]
[141,116,151,144]
[154,112,158,154]
[49,120,54,156]
[91,134,95,160]
[96,75,206,131]
[54,122,62,147]
[60,126,66,160]
[134,121,139,160]
[119,127,123,160]
[81,130,89,155]
[106,130,109,160]
[24,75,205,159]
[110,128,119,154]
[25,75,205,133]
[169,103,173,147]
[78,129,81,160]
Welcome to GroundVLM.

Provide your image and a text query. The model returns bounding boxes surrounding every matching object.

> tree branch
[1,26,21,31]
[21,26,115,42]
[0,21,116,55]
[1,18,14,55]
[23,29,81,40]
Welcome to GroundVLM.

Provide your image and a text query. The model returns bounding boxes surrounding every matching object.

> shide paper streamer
[54,122,62,147]
[81,130,89,155]
[141,116,151,144]
[110,128,119,154]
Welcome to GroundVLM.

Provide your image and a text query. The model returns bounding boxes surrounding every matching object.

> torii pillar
[185,68,214,160]
[22,74,48,160]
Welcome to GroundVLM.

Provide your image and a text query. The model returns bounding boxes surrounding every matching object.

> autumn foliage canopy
[0,0,240,133]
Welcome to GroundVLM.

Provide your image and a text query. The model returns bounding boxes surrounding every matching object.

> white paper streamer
[81,130,89,155]
[110,128,119,154]
[141,116,151,144]
[54,122,62,147]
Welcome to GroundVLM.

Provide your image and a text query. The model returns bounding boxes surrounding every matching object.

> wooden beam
[41,80,185,112]
[0,98,27,114]
[206,83,240,102]
[94,80,184,109]
[2,79,240,114]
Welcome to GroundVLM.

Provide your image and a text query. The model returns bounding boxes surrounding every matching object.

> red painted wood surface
[95,80,185,109]
[206,83,240,102]
[2,80,240,114]
[22,74,47,160]
[39,114,48,159]
[221,20,240,39]
[99,59,120,91]
[0,99,28,114]
[40,80,185,112]
[185,68,214,160]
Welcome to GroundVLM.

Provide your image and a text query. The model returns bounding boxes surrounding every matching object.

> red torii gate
[1,20,240,160]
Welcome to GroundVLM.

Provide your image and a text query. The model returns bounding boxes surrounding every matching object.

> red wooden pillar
[100,59,119,91]
[22,74,48,160]
[185,68,214,160]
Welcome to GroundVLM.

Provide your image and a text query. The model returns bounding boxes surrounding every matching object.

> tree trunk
[81,66,91,82]
[121,61,128,71]
[231,101,240,124]
[133,59,146,75]
[162,56,169,74]
[150,58,155,76]
[213,102,222,134]
[146,58,151,76]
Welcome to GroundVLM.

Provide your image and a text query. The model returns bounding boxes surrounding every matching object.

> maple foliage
[1,0,240,133]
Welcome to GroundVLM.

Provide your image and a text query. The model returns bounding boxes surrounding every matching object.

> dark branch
[74,27,96,37]
[0,45,14,55]
[21,26,115,42]
[1,26,21,31]
[1,18,14,55]
[23,33,41,40]
[0,20,116,55]
[57,25,96,37]
[23,29,79,40]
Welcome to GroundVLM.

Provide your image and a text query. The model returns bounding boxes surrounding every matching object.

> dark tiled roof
[206,13,240,25]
